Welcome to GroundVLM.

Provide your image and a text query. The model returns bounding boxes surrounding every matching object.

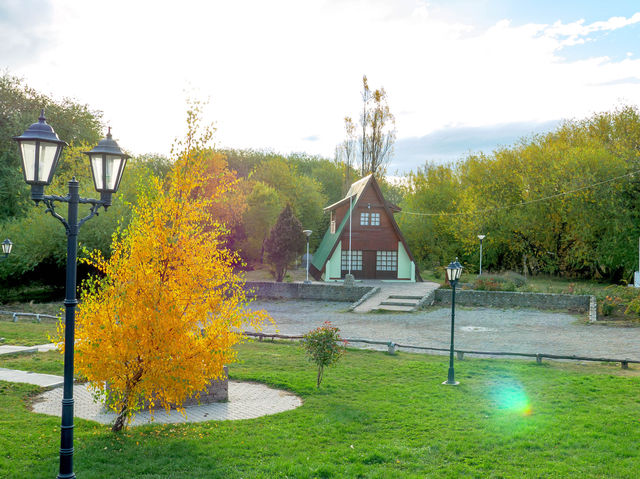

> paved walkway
[248,300,640,361]
[0,342,57,356]
[32,381,302,426]
[0,367,64,387]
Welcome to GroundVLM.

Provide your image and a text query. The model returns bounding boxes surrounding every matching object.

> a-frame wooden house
[309,175,422,282]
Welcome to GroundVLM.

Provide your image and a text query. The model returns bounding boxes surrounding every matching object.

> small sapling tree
[263,204,305,282]
[301,321,346,388]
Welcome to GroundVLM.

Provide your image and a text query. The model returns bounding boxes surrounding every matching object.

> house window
[360,212,369,226]
[371,212,380,226]
[376,251,397,271]
[341,250,362,271]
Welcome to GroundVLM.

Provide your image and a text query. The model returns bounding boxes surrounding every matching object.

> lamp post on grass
[1,239,12,261]
[477,234,486,276]
[443,258,462,386]
[303,229,312,284]
[13,110,129,479]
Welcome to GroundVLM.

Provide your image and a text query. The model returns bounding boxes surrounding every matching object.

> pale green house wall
[322,241,342,281]
[397,241,415,281]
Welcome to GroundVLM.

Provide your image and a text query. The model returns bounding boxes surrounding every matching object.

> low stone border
[348,286,381,311]
[434,289,597,321]
[244,281,374,302]
[416,289,437,309]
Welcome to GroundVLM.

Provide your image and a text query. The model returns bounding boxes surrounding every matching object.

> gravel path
[248,300,640,361]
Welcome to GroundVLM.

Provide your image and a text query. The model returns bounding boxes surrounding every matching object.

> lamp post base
[442,380,460,386]
[303,280,312,284]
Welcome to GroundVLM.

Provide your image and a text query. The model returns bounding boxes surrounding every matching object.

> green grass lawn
[1,341,639,478]
[0,320,58,346]
[0,350,62,375]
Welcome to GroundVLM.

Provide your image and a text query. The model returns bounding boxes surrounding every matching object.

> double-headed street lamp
[303,229,312,284]
[1,239,12,261]
[13,110,129,479]
[443,258,462,386]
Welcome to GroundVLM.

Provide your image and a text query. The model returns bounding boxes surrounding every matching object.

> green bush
[301,321,346,388]
[471,274,513,291]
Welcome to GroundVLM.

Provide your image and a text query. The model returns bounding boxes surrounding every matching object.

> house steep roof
[323,174,372,212]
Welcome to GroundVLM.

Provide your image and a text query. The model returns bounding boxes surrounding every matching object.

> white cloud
[5,1,640,160]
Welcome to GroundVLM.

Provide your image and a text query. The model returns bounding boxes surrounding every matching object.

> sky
[2,0,639,174]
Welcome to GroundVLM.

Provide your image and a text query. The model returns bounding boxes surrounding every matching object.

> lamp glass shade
[2,239,12,255]
[19,141,37,181]
[13,111,67,186]
[89,153,127,193]
[446,259,462,282]
[38,142,62,182]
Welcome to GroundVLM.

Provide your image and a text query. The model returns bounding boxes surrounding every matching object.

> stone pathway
[32,381,302,426]
[0,367,63,387]
[352,281,440,312]
[0,342,58,356]
[1,342,302,426]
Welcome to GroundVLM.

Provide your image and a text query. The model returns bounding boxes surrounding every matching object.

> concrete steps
[352,282,440,313]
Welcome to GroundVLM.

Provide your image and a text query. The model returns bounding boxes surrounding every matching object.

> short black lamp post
[13,110,129,479]
[443,258,462,386]
[478,234,486,276]
[1,238,13,261]
[303,229,312,284]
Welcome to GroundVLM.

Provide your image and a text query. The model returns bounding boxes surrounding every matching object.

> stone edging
[348,286,381,311]
[588,295,597,323]
[416,289,436,309]
[244,281,374,303]
[433,289,597,320]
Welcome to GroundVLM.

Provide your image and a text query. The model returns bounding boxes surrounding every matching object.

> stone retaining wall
[244,281,374,302]
[434,289,592,313]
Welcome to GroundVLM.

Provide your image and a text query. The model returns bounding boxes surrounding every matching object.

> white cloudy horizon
[2,0,639,173]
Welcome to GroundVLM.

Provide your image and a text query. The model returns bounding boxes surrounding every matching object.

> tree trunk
[316,365,323,388]
[112,401,128,432]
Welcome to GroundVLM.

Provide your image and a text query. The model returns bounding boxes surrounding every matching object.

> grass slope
[1,341,639,478]
[0,320,57,346]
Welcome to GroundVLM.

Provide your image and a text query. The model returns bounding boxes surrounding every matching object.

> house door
[362,250,376,279]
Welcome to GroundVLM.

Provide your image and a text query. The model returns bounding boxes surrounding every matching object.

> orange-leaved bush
[64,105,270,431]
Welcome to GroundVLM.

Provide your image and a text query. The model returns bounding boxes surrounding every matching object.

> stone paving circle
[32,381,302,427]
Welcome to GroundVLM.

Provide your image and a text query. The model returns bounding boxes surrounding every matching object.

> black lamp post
[443,258,462,386]
[13,110,129,479]
[1,238,12,261]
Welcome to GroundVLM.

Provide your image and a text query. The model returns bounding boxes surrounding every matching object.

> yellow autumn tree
[69,104,269,431]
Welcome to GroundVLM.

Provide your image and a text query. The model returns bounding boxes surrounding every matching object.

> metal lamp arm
[41,194,107,232]
[42,197,70,233]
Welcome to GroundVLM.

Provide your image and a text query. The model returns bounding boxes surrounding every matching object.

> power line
[398,169,640,217]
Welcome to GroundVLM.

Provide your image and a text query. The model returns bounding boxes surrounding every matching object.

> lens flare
[491,381,532,416]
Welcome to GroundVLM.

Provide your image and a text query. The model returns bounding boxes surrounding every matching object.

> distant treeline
[397,105,640,283]
[2,72,639,290]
